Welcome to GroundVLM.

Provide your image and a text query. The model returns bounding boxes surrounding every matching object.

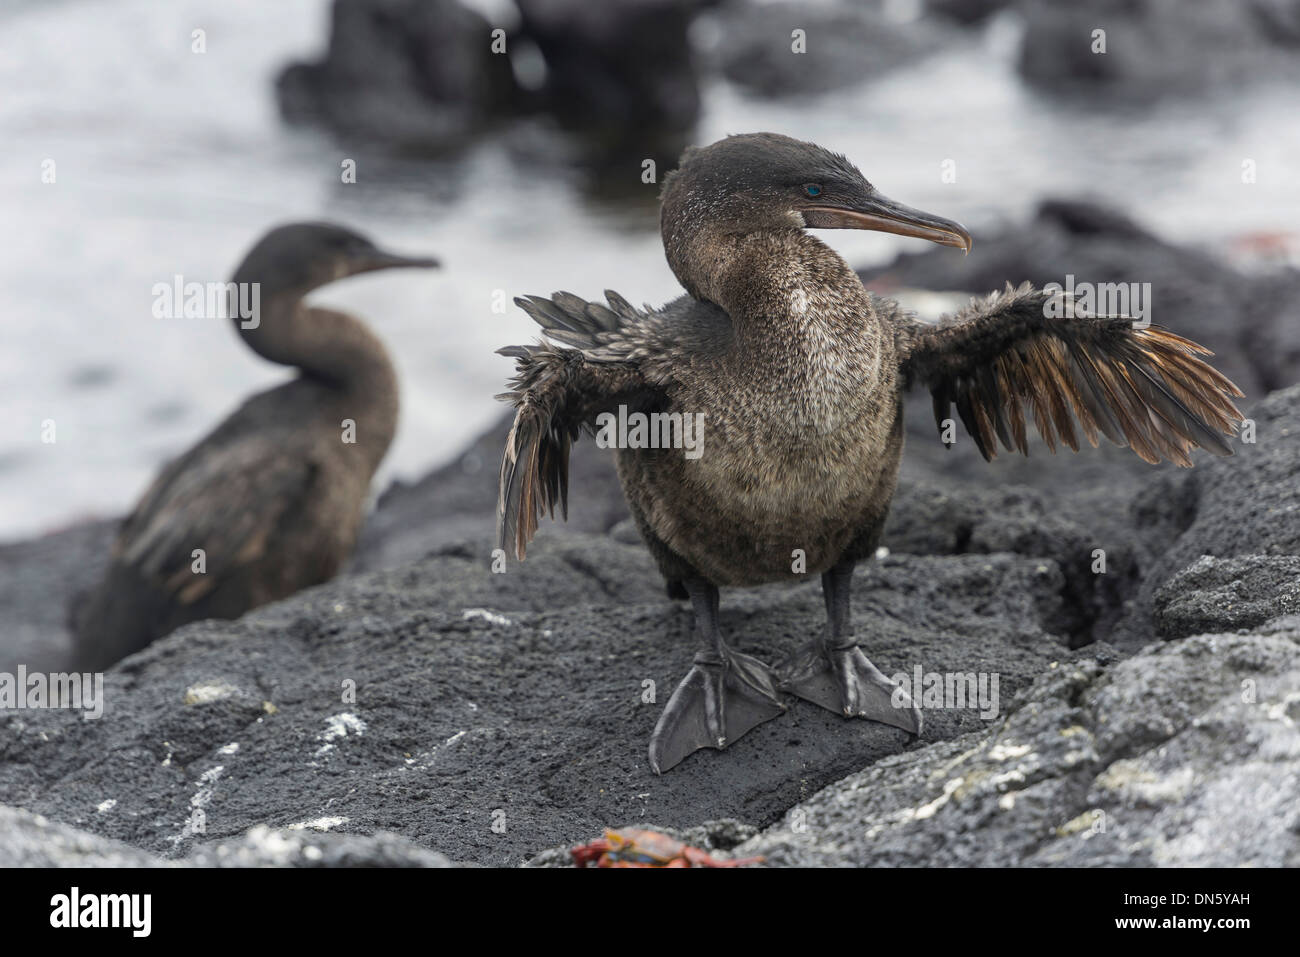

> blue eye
[805,184,822,197]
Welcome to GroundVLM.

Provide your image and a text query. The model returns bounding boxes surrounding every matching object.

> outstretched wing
[896,283,1244,466]
[497,291,673,560]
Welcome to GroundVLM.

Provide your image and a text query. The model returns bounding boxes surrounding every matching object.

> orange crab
[571,828,763,868]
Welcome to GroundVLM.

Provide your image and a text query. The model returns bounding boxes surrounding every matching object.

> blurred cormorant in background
[71,223,439,670]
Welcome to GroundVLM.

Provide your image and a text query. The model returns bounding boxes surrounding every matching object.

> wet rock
[516,0,702,151]
[0,805,163,867]
[0,539,1066,866]
[0,519,115,673]
[885,481,1140,647]
[924,0,1013,26]
[709,0,955,97]
[1256,0,1300,44]
[733,628,1300,866]
[0,805,454,867]
[1236,266,1300,396]
[1017,0,1300,98]
[276,0,517,149]
[1155,555,1300,640]
[188,825,454,867]
[276,0,705,160]
[1117,385,1300,646]
[1146,387,1300,561]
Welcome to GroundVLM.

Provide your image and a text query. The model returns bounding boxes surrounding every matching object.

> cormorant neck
[664,219,866,331]
[231,289,399,466]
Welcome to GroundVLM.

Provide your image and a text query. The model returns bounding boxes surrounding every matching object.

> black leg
[823,561,854,649]
[778,559,922,734]
[648,578,786,774]
[687,576,724,661]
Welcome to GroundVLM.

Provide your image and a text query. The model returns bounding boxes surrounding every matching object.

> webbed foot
[779,638,922,735]
[648,648,785,774]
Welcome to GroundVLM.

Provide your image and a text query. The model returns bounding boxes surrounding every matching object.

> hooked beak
[351,248,442,275]
[803,191,972,253]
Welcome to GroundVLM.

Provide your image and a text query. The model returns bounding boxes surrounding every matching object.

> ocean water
[1,0,1296,540]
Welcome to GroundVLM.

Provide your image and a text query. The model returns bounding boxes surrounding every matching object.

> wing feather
[898,283,1244,466]
[497,292,666,559]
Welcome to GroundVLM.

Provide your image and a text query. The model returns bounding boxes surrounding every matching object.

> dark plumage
[496,132,1244,773]
[71,222,439,670]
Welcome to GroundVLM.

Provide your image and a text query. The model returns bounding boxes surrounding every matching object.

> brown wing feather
[898,283,1244,466]
[497,293,664,560]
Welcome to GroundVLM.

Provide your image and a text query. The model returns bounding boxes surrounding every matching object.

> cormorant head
[232,222,440,297]
[661,133,972,281]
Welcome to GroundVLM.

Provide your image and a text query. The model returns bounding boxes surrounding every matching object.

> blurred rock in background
[277,0,707,165]
[277,0,518,149]
[1018,0,1300,97]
